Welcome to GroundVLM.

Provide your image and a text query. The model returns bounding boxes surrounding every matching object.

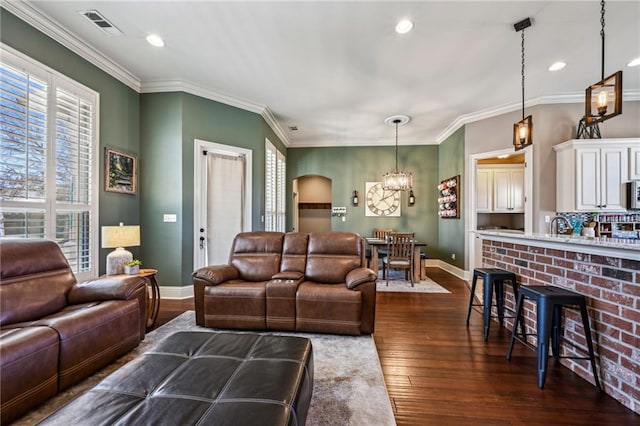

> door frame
[465,145,533,275]
[193,139,252,270]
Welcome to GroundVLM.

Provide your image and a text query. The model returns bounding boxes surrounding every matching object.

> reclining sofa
[0,239,148,424]
[193,231,377,336]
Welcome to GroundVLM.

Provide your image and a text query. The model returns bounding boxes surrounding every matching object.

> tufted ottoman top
[40,331,314,426]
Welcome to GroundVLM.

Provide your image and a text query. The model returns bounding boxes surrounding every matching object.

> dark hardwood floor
[154,268,639,425]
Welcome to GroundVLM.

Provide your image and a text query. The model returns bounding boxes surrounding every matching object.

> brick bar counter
[477,231,640,414]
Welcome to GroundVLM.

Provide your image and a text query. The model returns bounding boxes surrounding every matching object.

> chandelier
[382,115,413,191]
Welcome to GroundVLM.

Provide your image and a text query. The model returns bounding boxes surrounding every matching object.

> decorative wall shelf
[438,175,460,219]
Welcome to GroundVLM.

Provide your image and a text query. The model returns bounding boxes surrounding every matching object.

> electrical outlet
[451,253,456,260]
[545,215,551,223]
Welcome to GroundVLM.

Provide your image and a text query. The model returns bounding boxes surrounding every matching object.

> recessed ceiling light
[146,34,165,47]
[548,61,566,71]
[395,19,414,34]
[628,57,640,67]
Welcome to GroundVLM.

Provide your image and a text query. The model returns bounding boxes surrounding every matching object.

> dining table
[365,237,427,281]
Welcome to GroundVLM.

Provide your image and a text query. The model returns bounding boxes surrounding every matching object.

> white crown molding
[261,107,291,147]
[142,80,291,146]
[4,1,141,92]
[436,89,640,143]
[290,138,439,148]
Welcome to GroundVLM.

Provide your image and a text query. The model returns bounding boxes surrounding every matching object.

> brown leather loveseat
[0,239,148,424]
[193,231,377,336]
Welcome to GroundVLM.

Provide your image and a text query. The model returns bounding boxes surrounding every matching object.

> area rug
[14,311,396,426]
[376,270,451,293]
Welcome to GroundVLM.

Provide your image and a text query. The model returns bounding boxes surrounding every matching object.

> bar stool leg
[495,280,505,326]
[506,293,525,360]
[551,304,562,361]
[579,303,602,392]
[537,297,554,389]
[482,275,494,341]
[466,272,479,325]
[509,280,525,336]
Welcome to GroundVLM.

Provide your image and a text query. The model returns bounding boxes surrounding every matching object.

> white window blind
[0,47,98,279]
[265,139,286,232]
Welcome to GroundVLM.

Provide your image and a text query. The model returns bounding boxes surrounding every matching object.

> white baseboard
[159,261,471,299]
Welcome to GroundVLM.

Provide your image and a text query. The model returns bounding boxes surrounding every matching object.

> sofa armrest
[346,267,377,289]
[68,276,147,304]
[192,265,239,285]
[272,271,304,281]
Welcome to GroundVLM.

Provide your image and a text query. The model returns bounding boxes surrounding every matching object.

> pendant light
[513,18,532,151]
[382,115,412,191]
[584,0,622,126]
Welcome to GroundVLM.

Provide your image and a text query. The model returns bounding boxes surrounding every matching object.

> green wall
[1,9,142,270]
[287,145,441,256]
[438,127,465,268]
[140,92,286,286]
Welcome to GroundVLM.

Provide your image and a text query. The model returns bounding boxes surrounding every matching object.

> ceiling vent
[288,125,299,131]
[80,10,123,36]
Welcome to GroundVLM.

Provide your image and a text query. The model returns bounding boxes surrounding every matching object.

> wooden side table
[105,268,160,330]
[137,269,160,330]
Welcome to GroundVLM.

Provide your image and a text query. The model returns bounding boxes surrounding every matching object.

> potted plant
[124,259,142,275]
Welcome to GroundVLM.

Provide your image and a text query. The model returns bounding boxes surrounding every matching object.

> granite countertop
[476,230,640,252]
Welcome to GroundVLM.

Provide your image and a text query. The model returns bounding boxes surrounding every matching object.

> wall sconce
[408,190,416,206]
[101,223,140,275]
[352,190,359,206]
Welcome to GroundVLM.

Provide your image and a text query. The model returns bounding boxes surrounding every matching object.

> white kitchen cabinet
[630,147,640,180]
[554,139,635,212]
[477,165,524,213]
[476,168,493,212]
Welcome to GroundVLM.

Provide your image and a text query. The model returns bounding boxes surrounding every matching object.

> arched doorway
[293,175,332,233]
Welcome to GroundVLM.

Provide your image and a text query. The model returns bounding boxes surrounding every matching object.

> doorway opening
[193,139,252,270]
[466,146,533,274]
[292,175,332,233]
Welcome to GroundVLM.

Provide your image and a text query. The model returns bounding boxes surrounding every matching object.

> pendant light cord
[600,0,606,80]
[394,121,399,173]
[521,28,525,121]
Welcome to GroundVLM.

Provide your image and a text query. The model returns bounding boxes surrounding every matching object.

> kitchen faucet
[549,216,573,235]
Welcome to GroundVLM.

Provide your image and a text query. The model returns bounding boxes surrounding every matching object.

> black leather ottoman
[40,331,314,425]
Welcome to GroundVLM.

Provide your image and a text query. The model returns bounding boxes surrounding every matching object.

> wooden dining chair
[370,228,393,270]
[382,232,415,286]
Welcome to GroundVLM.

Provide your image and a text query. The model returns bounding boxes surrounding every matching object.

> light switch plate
[163,214,177,222]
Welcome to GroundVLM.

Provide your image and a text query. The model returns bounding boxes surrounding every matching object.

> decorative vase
[124,265,139,275]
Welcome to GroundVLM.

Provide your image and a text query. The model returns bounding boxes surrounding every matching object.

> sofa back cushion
[229,232,284,281]
[280,232,309,274]
[0,239,76,326]
[305,232,364,284]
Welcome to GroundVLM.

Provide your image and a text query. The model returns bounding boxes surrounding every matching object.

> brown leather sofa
[0,239,148,424]
[193,231,377,336]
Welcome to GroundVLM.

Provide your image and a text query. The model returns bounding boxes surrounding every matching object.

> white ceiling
[9,1,640,147]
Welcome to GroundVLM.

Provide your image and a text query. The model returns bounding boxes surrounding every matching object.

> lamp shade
[101,225,140,248]
[585,70,622,125]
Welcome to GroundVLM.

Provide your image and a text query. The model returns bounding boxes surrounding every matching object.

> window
[0,47,99,280]
[265,139,286,231]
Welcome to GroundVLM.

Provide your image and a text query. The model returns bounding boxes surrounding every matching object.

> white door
[193,140,252,269]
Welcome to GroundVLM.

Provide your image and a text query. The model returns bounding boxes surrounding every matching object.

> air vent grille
[288,125,299,131]
[80,10,123,36]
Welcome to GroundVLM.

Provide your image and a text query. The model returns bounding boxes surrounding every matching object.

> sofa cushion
[0,239,76,326]
[229,232,284,281]
[280,232,309,274]
[0,326,59,424]
[305,232,363,284]
[204,282,267,330]
[31,300,141,390]
[296,282,362,335]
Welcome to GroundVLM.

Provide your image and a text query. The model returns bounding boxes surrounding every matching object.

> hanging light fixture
[382,115,412,191]
[584,0,622,127]
[513,17,533,151]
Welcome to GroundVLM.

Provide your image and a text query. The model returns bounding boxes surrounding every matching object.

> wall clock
[365,182,401,217]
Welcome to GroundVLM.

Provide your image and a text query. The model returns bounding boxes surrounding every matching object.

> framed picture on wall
[105,147,137,194]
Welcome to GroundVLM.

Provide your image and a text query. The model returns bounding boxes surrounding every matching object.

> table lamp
[101,223,140,275]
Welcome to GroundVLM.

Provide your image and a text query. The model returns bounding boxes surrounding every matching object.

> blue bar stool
[506,285,601,391]
[466,268,519,340]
